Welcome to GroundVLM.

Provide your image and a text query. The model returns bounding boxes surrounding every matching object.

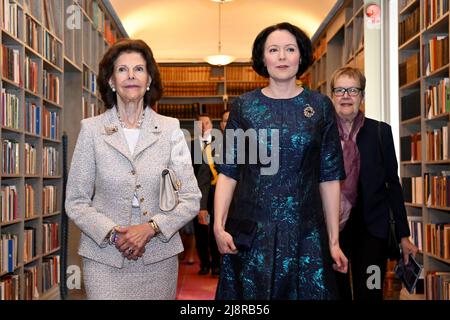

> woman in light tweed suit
[65,39,201,299]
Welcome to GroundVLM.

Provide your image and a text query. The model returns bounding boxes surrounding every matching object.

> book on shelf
[424,172,450,208]
[1,185,18,223]
[1,88,20,129]
[25,183,35,219]
[401,90,421,121]
[0,233,18,274]
[2,139,20,175]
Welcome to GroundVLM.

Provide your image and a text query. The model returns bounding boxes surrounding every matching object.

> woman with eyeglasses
[330,67,418,300]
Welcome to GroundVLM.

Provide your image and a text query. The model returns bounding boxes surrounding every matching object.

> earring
[111,87,116,92]
[146,86,150,91]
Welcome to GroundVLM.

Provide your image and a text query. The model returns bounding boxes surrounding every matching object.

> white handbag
[159,168,181,211]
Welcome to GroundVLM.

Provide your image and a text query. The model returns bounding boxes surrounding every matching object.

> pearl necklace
[116,107,145,129]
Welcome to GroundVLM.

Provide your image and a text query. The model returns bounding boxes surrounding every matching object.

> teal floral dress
[216,88,345,300]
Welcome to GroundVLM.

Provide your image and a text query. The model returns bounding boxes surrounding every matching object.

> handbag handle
[162,169,181,191]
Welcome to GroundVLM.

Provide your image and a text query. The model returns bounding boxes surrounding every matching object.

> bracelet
[108,227,118,245]
[148,220,160,235]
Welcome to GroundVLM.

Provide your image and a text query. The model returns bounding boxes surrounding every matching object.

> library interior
[0,0,449,301]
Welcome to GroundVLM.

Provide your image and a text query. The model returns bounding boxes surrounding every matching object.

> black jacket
[190,138,216,211]
[356,118,410,239]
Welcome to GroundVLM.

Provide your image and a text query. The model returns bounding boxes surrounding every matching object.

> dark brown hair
[252,22,313,78]
[97,39,163,109]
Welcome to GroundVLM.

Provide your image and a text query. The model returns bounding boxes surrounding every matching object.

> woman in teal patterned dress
[213,22,348,300]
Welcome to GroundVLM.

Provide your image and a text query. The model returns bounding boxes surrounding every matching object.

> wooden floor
[176,256,219,300]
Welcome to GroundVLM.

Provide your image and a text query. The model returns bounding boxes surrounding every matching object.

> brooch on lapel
[303,104,315,118]
[104,125,118,135]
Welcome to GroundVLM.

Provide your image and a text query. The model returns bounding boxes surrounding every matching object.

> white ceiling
[109,0,337,62]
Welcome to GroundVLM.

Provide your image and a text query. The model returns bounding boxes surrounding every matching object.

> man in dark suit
[191,114,221,276]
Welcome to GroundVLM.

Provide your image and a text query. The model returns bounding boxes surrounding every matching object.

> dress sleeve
[217,98,243,181]
[319,95,346,183]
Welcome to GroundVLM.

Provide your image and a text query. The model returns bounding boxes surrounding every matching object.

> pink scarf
[336,111,365,231]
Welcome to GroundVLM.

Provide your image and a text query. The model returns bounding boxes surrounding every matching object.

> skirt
[82,207,179,300]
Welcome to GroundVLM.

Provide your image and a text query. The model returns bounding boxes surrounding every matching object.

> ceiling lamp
[204,0,235,66]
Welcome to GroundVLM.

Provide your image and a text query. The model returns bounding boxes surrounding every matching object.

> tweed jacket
[65,107,201,268]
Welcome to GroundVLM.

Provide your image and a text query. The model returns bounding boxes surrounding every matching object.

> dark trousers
[335,207,388,300]
[193,186,220,270]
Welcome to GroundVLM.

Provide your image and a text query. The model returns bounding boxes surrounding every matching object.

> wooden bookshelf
[398,0,450,300]
[306,0,365,96]
[156,62,269,123]
[0,0,126,300]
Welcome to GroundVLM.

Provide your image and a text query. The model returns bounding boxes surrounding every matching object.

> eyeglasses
[331,87,363,97]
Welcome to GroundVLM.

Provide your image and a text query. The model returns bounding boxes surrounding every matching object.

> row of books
[157,103,201,119]
[25,101,40,135]
[43,185,58,216]
[82,96,100,119]
[25,56,39,94]
[399,5,420,45]
[401,90,420,121]
[42,108,59,140]
[1,184,58,222]
[425,78,450,119]
[42,0,58,36]
[42,222,59,254]
[163,83,219,97]
[24,142,37,175]
[402,176,423,204]
[0,274,19,300]
[423,35,449,76]
[2,0,19,38]
[226,82,267,96]
[225,66,268,82]
[24,265,38,300]
[25,184,35,219]
[1,185,18,223]
[1,89,20,129]
[2,139,20,175]
[160,66,213,82]
[156,103,227,120]
[83,67,97,94]
[42,70,60,105]
[0,233,18,273]
[42,255,60,292]
[402,133,422,162]
[425,127,449,161]
[424,172,450,208]
[425,222,450,260]
[408,220,423,251]
[42,146,59,177]
[399,52,420,86]
[1,45,22,86]
[424,0,449,28]
[426,271,450,300]
[25,15,40,52]
[2,142,61,176]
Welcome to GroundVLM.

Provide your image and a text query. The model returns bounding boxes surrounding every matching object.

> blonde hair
[330,67,366,92]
